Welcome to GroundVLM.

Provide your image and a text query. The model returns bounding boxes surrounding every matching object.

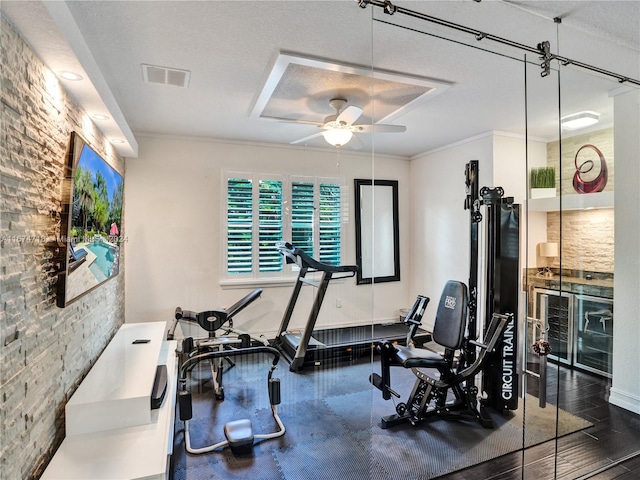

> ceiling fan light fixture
[323,128,353,147]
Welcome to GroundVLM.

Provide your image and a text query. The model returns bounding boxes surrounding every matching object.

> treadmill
[272,242,432,372]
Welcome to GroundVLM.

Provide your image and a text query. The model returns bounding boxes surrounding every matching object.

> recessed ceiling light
[92,114,110,121]
[561,111,600,130]
[58,71,83,81]
[110,139,125,144]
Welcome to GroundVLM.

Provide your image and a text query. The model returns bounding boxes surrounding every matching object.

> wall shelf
[528,191,614,212]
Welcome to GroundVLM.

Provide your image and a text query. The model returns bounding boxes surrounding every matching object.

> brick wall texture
[1,16,125,480]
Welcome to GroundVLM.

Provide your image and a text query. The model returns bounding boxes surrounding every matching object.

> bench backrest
[432,280,468,350]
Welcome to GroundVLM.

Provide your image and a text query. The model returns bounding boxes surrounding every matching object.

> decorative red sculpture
[573,144,608,194]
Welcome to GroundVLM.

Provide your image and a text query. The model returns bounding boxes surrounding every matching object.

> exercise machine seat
[194,288,263,333]
[393,347,445,368]
[170,288,263,336]
[391,280,467,368]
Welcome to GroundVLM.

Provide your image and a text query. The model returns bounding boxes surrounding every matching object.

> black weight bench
[168,288,269,400]
[370,280,512,429]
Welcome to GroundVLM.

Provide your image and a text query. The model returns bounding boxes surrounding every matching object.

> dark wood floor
[438,364,640,480]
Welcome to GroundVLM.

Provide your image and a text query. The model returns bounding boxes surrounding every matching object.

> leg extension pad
[370,373,400,398]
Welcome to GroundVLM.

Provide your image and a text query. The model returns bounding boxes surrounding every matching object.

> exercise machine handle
[167,307,199,340]
[179,346,281,382]
[175,308,198,322]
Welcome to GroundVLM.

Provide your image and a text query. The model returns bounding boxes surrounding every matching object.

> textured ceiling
[2,1,639,157]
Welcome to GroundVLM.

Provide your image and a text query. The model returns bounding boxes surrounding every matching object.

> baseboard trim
[609,387,640,414]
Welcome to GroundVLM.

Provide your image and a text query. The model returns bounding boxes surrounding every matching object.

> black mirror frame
[354,179,400,285]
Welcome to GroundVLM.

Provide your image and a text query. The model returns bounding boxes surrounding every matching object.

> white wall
[493,133,548,269]
[408,133,494,330]
[124,136,411,338]
[611,88,640,414]
[409,132,548,330]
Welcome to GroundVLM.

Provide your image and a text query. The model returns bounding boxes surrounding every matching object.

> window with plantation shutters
[291,181,315,258]
[227,178,253,274]
[319,183,341,265]
[224,172,343,279]
[258,180,283,272]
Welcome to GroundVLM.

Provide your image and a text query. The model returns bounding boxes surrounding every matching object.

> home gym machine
[272,241,432,372]
[474,164,520,413]
[463,160,520,414]
[177,345,285,455]
[370,160,520,428]
[168,288,269,400]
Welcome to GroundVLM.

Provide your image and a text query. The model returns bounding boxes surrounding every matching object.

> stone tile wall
[544,128,614,274]
[546,208,614,273]
[1,16,125,480]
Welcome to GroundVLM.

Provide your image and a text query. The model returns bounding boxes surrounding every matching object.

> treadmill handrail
[276,242,358,276]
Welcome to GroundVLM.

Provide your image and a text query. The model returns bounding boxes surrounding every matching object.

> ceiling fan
[289,98,406,147]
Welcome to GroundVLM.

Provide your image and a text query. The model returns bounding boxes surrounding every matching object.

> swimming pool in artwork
[85,240,118,280]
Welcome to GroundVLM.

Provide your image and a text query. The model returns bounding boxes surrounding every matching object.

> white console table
[41,322,177,480]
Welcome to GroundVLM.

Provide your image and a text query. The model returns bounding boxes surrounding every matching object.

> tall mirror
[354,179,400,285]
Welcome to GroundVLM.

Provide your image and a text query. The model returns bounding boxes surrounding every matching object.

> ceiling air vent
[142,64,191,87]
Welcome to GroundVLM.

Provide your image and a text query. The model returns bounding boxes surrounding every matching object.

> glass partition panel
[522,50,567,479]
[366,7,529,478]
[555,62,638,478]
[526,44,639,479]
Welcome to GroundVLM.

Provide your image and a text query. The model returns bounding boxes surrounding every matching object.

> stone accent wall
[1,16,125,480]
[546,209,614,273]
[547,127,614,195]
[545,129,615,274]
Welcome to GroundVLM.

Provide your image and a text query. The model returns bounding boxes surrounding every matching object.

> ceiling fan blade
[353,124,406,133]
[268,115,325,126]
[336,106,363,125]
[290,131,324,145]
[349,134,365,150]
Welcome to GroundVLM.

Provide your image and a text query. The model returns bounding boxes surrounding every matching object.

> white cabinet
[41,322,177,480]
